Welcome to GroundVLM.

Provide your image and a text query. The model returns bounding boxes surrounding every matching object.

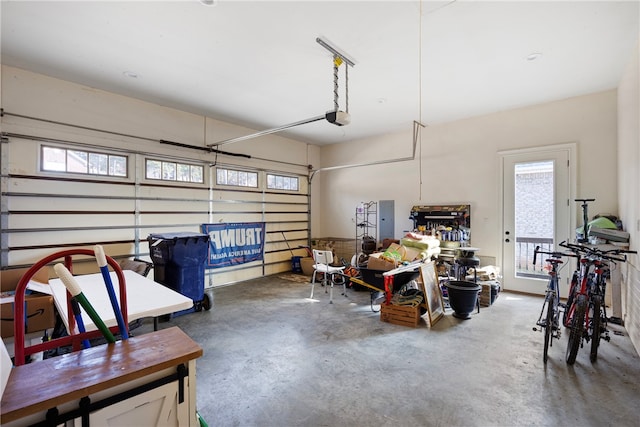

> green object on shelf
[576,216,617,237]
[589,216,617,229]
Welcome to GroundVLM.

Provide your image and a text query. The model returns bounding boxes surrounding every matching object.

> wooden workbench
[1,327,203,426]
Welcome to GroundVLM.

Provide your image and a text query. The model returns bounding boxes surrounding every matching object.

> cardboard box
[381,243,423,262]
[402,246,422,262]
[1,294,55,338]
[479,281,500,307]
[1,267,49,292]
[300,257,315,276]
[1,267,54,338]
[366,252,397,271]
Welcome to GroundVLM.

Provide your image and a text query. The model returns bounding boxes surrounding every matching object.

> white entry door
[501,145,574,295]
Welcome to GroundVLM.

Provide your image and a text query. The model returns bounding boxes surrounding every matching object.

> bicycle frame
[563,267,579,327]
[590,260,608,308]
[563,256,593,329]
[586,255,613,360]
[532,246,574,363]
[534,259,562,328]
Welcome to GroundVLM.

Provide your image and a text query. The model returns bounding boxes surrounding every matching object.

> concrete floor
[143,274,640,427]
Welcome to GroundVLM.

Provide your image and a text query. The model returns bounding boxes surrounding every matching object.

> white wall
[617,39,640,352]
[319,90,619,265]
[2,66,314,167]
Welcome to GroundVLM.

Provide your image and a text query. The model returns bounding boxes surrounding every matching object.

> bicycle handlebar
[559,240,636,263]
[533,245,577,266]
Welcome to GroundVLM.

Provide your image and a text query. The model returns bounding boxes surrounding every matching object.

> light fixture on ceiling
[123,70,139,79]
[199,0,216,6]
[526,52,543,61]
[208,37,356,147]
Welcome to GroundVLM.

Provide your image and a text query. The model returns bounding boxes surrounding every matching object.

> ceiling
[2,0,639,146]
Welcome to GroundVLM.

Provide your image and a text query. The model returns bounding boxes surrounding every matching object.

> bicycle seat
[546,258,563,264]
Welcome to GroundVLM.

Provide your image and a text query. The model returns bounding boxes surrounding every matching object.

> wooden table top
[1,327,203,424]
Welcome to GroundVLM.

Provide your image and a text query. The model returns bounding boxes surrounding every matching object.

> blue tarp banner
[200,222,265,268]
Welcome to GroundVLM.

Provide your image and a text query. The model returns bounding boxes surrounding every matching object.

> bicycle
[562,198,594,327]
[560,241,636,364]
[532,247,575,363]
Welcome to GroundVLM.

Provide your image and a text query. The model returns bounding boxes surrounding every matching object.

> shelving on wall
[355,201,377,259]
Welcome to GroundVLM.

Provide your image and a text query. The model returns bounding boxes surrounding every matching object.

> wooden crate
[380,303,421,327]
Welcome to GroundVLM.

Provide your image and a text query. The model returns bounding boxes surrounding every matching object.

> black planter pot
[445,280,481,320]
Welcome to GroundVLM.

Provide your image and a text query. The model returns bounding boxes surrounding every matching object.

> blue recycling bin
[148,232,210,316]
[291,256,303,273]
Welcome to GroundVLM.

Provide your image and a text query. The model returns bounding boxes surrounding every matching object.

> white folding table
[37,270,193,334]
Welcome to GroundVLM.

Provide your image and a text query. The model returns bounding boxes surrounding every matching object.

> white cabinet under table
[1,327,203,426]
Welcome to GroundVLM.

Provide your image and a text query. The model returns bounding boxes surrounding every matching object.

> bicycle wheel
[566,294,587,365]
[590,295,602,362]
[543,296,554,363]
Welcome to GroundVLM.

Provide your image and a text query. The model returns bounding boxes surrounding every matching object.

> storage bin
[148,232,210,316]
[291,256,302,273]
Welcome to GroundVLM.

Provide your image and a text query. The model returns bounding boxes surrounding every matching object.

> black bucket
[445,280,481,320]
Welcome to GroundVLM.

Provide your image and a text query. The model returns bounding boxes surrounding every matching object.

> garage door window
[41,145,127,177]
